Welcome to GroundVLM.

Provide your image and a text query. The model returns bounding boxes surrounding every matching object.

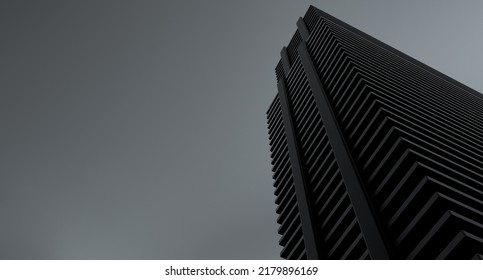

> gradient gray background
[1,0,482,259]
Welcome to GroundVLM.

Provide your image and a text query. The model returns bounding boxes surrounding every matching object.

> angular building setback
[266,6,483,260]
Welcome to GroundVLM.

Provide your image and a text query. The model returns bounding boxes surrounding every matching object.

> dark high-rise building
[266,6,483,260]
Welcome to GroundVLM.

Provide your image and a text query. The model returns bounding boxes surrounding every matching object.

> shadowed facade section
[267,5,483,260]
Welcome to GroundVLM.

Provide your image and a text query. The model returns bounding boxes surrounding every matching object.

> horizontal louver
[267,95,307,260]
[305,8,483,259]
[284,57,370,259]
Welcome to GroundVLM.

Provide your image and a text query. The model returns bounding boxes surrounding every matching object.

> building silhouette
[266,6,483,260]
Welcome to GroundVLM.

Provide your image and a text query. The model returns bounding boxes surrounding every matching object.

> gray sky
[1,0,482,259]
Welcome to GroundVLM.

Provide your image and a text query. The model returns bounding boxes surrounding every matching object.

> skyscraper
[266,6,483,260]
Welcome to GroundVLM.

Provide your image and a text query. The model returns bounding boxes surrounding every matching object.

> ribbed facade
[266,6,483,260]
[267,95,308,260]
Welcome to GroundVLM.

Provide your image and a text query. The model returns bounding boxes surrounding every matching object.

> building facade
[266,6,483,260]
